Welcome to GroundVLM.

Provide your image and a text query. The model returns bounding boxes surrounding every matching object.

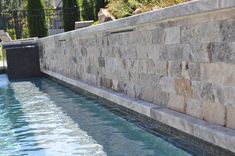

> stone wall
[39,0,235,130]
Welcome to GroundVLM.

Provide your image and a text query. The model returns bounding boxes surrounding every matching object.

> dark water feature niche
[2,40,41,80]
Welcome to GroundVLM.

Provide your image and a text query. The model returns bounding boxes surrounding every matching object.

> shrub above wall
[62,0,80,32]
[107,0,188,19]
[27,0,48,38]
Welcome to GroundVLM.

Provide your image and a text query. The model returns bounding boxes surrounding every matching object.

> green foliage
[27,0,48,38]
[22,25,30,38]
[78,0,106,21]
[62,0,80,31]
[0,47,2,61]
[107,0,133,18]
[92,20,99,25]
[80,0,95,20]
[7,29,16,40]
[107,0,187,19]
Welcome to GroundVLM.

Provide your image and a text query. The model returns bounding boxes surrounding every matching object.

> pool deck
[42,69,235,154]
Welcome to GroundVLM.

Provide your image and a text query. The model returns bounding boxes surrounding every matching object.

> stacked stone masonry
[39,1,235,130]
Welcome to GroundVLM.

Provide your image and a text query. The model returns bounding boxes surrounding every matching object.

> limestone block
[186,99,203,119]
[121,46,137,59]
[188,63,200,80]
[135,59,148,73]
[111,79,119,91]
[98,57,106,68]
[128,71,139,82]
[154,61,168,76]
[137,44,161,60]
[111,47,122,58]
[108,35,120,47]
[207,42,235,64]
[85,74,97,85]
[146,60,167,75]
[128,32,138,44]
[126,83,136,98]
[168,61,182,78]
[165,26,180,44]
[119,33,131,46]
[104,46,115,57]
[152,27,166,44]
[100,77,113,88]
[160,45,183,61]
[140,87,154,103]
[200,63,235,86]
[219,19,235,42]
[174,78,192,98]
[137,44,150,59]
[134,84,144,99]
[182,44,192,61]
[181,62,190,79]
[136,30,153,45]
[191,44,210,63]
[145,59,155,74]
[181,22,221,43]
[153,89,169,107]
[159,76,176,94]
[123,59,135,71]
[226,105,235,129]
[213,85,235,106]
[105,57,124,70]
[182,62,200,80]
[147,44,162,60]
[117,81,126,93]
[191,81,214,102]
[168,94,185,113]
[137,74,161,88]
[202,101,225,126]
[86,65,98,75]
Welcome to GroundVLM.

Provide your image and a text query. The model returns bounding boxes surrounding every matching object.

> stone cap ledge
[42,69,235,153]
[41,0,235,40]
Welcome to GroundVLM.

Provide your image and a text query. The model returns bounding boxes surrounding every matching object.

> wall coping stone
[42,69,235,154]
[40,0,235,40]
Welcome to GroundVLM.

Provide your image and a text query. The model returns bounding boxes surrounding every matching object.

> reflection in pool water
[0,74,191,156]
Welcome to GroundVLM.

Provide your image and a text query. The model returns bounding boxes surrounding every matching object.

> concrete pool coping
[42,69,235,154]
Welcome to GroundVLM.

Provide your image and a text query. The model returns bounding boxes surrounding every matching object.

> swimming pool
[0,74,231,156]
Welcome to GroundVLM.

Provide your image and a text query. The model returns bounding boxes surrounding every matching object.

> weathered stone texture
[202,101,225,126]
[186,99,203,119]
[174,78,192,98]
[165,26,180,44]
[200,63,235,86]
[226,105,235,129]
[39,5,235,131]
[168,94,185,113]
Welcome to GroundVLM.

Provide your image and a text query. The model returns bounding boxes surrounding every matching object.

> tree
[79,0,106,21]
[0,0,29,39]
[62,0,80,32]
[80,0,94,21]
[27,0,48,37]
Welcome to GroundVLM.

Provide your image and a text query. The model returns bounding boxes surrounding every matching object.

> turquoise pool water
[0,74,192,156]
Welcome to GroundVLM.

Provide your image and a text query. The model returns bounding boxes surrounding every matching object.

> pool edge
[41,69,235,154]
